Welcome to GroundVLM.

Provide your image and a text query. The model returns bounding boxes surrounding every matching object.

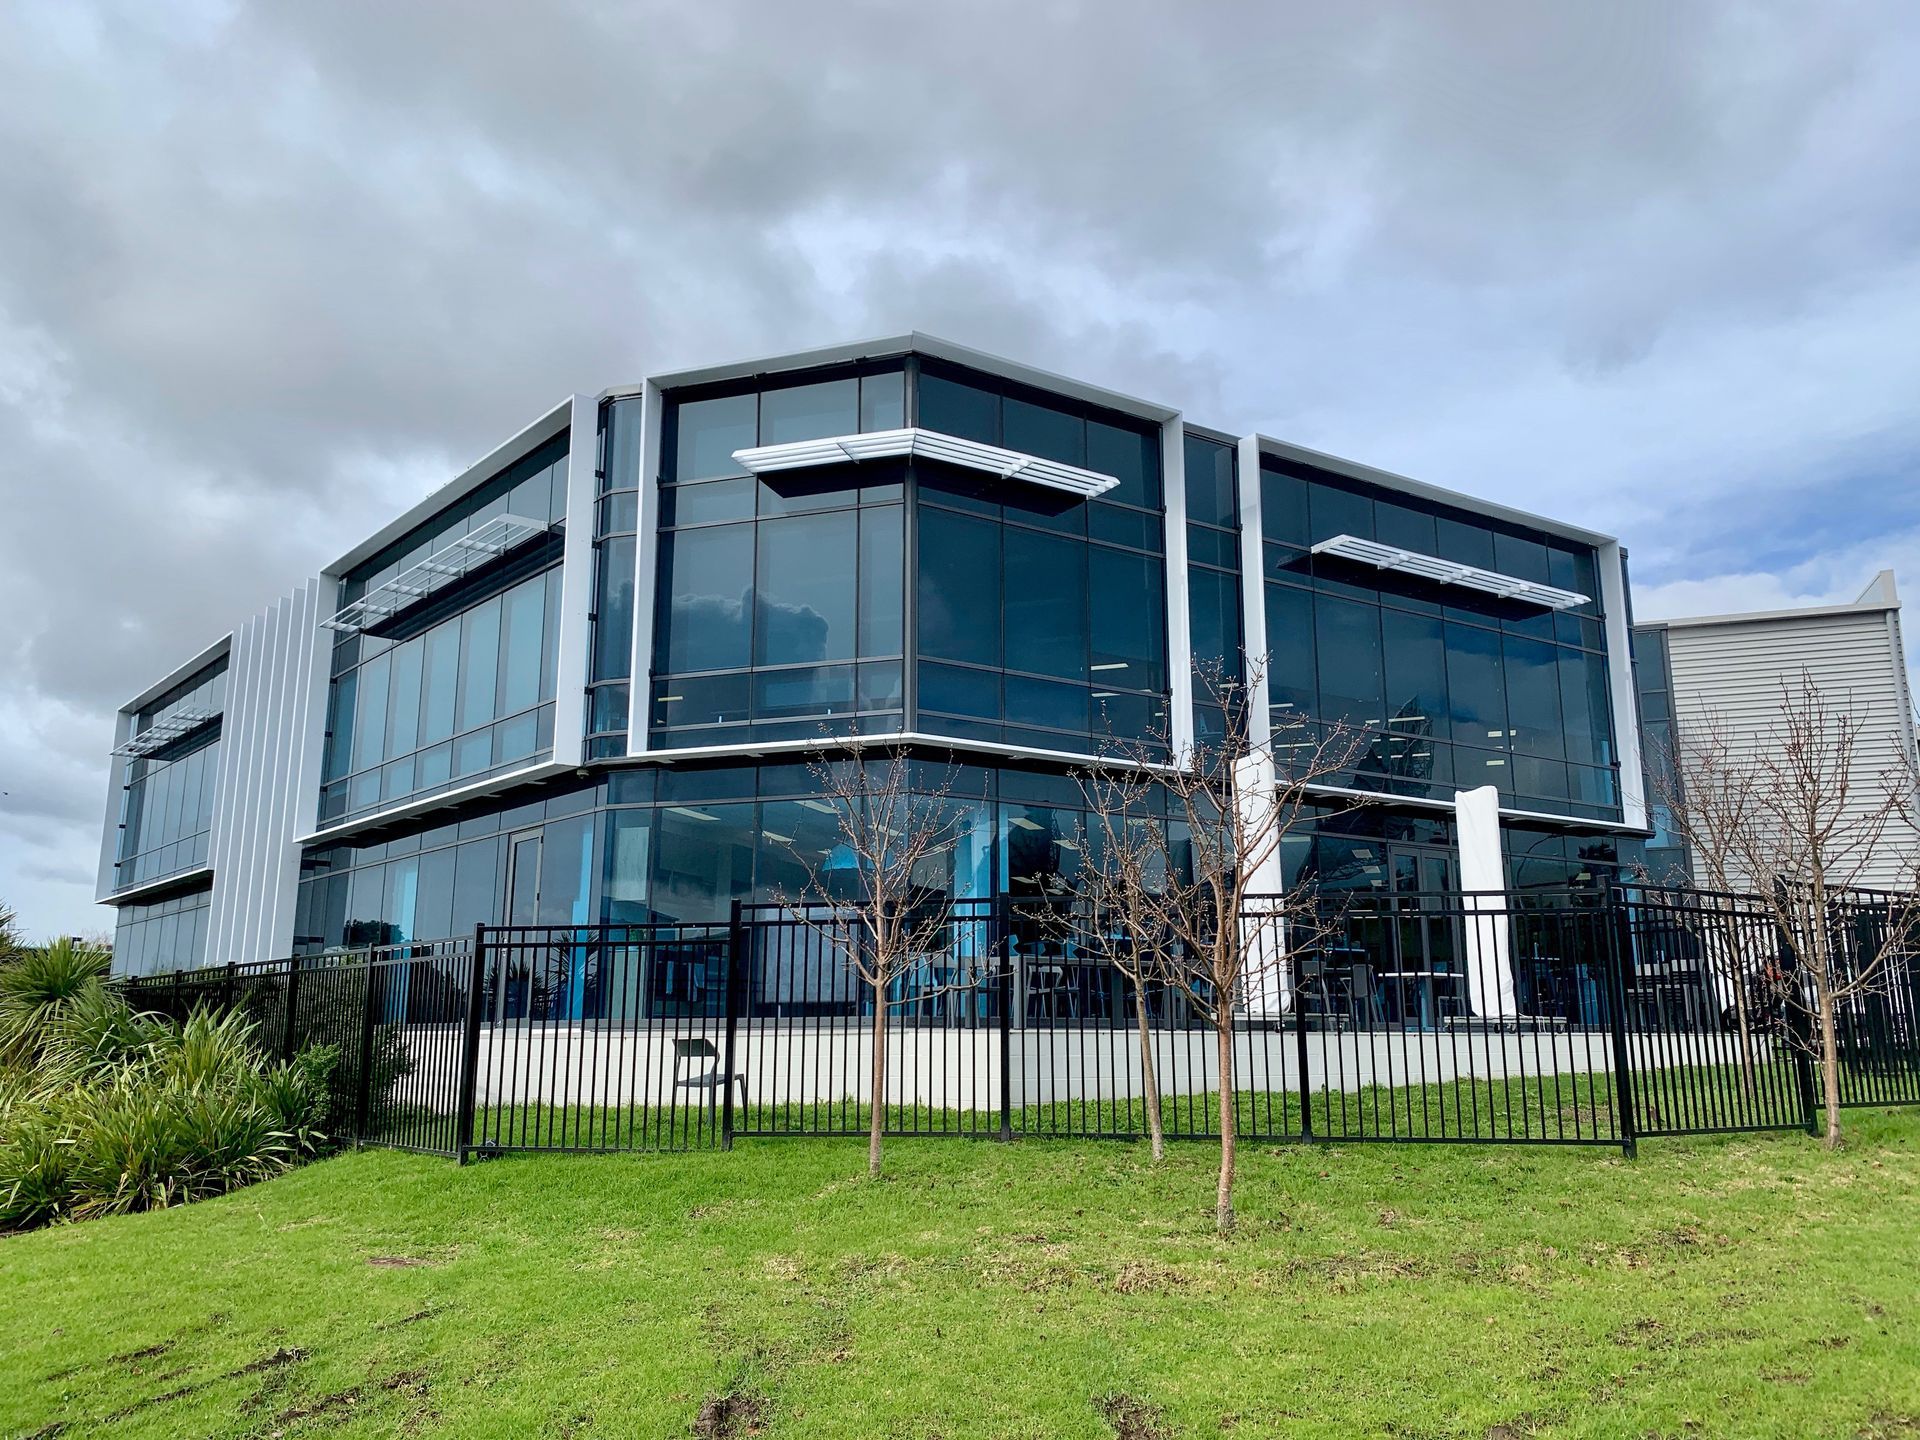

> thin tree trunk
[1818,986,1843,1150]
[1134,986,1164,1162]
[870,976,888,1178]
[1733,986,1756,1099]
[1215,1014,1236,1234]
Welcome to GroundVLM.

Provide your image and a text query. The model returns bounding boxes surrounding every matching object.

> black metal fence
[119,884,1920,1161]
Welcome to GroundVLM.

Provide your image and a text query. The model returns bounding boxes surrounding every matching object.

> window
[1184,436,1237,529]
[1188,567,1242,680]
[1089,548,1165,693]
[760,379,858,446]
[918,371,999,444]
[918,508,1001,668]
[1381,609,1446,733]
[1004,528,1086,680]
[1264,583,1316,717]
[591,534,636,683]
[1503,636,1564,758]
[858,509,903,655]
[655,524,753,673]
[754,511,858,666]
[675,394,757,482]
[1315,595,1383,727]
[1445,621,1507,748]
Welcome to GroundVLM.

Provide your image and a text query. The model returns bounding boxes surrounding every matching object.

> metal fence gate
[120,884,1920,1161]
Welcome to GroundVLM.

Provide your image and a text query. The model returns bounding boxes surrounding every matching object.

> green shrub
[0,991,338,1232]
[257,1045,339,1158]
[0,1105,75,1230]
[0,939,112,1065]
[38,982,165,1086]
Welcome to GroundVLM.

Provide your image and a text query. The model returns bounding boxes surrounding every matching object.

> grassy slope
[2,1113,1917,1439]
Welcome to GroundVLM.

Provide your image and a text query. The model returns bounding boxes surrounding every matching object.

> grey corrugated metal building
[1634,571,1920,890]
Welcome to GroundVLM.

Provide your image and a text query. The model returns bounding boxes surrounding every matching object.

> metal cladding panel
[205,582,328,965]
[1666,606,1920,890]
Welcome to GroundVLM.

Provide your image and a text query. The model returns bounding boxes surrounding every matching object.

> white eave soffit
[731,427,1120,500]
[1310,534,1590,611]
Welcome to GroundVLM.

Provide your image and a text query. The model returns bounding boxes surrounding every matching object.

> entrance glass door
[500,830,542,1019]
[1386,847,1461,1028]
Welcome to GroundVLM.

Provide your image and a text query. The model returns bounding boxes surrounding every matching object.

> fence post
[280,957,301,1061]
[997,917,1014,1142]
[721,901,746,1151]
[454,926,488,1163]
[1775,920,1821,1136]
[353,961,382,1146]
[1605,889,1640,1159]
[222,961,238,1011]
[1293,951,1313,1143]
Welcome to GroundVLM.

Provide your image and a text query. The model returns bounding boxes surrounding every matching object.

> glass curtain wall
[1632,624,1691,881]
[1260,457,1621,822]
[649,364,908,747]
[588,396,643,759]
[294,763,1170,950]
[912,361,1168,755]
[319,438,569,825]
[111,885,213,976]
[1183,432,1242,740]
[113,659,226,890]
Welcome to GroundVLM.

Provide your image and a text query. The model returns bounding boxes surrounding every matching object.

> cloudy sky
[3,0,1918,940]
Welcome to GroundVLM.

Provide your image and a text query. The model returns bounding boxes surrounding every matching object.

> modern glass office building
[97,335,1651,975]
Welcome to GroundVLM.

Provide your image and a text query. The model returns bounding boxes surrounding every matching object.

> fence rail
[118,885,1920,1161]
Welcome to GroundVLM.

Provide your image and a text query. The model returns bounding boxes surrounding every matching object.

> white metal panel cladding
[731,427,1121,499]
[1310,534,1590,610]
[1665,607,1918,890]
[205,581,328,966]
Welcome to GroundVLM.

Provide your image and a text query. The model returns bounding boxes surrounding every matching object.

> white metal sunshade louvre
[1309,534,1590,611]
[113,709,216,759]
[322,514,551,634]
[731,427,1121,499]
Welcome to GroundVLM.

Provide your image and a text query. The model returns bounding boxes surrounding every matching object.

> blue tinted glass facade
[112,340,1653,974]
[318,438,569,825]
[1631,623,1691,881]
[295,762,1163,951]
[910,361,1168,755]
[586,396,643,760]
[112,884,212,976]
[113,658,226,890]
[1261,457,1621,822]
[1183,432,1242,740]
[648,362,909,748]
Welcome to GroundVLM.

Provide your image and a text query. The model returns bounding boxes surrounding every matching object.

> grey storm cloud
[3,0,1919,937]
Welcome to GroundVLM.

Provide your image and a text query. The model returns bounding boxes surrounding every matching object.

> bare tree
[1081,660,1371,1232]
[1658,671,1919,1147]
[1643,714,1773,1096]
[770,745,976,1179]
[1070,797,1174,1161]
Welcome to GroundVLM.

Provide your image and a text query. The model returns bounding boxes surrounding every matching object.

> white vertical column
[551,393,600,769]
[1163,415,1194,756]
[627,381,665,754]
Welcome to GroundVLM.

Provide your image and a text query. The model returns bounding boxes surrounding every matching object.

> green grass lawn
[3,1113,1917,1439]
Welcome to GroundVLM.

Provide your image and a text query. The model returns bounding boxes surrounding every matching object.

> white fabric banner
[1454,785,1517,1020]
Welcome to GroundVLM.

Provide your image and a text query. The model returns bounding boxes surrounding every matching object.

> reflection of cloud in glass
[668,588,832,664]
